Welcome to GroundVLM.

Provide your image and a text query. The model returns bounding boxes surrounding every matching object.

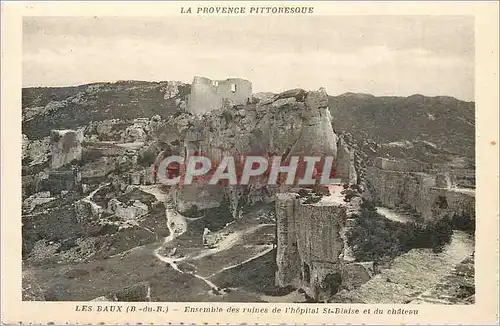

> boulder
[23,191,55,213]
[341,262,375,290]
[123,126,147,142]
[253,92,276,104]
[436,173,452,188]
[276,88,308,102]
[272,97,297,109]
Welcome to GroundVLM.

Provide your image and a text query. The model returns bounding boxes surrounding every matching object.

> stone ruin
[50,129,83,169]
[187,76,252,115]
[367,157,475,221]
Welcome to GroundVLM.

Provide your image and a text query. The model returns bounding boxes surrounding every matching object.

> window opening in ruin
[231,84,237,93]
[213,81,219,87]
[303,262,311,284]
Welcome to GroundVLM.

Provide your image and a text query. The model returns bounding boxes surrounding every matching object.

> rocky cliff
[275,192,347,300]
[152,87,355,214]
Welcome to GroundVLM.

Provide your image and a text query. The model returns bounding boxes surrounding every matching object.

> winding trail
[140,186,220,291]
[208,245,274,278]
[139,185,277,294]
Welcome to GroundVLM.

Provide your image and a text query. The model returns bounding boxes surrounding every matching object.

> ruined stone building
[187,76,252,115]
[50,129,83,169]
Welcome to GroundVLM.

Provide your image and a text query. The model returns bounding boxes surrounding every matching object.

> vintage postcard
[1,1,499,325]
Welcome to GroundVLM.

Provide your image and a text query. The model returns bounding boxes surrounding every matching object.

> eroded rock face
[50,129,83,169]
[275,193,346,299]
[288,88,338,158]
[335,136,358,184]
[154,87,353,212]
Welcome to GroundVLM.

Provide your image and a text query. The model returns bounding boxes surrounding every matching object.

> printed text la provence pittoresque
[180,6,315,15]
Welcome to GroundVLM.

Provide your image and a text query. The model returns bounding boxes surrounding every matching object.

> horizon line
[21,79,475,103]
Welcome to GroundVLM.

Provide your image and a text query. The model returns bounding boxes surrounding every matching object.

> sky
[23,16,474,101]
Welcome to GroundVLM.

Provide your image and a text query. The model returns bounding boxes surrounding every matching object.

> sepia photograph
[20,14,477,305]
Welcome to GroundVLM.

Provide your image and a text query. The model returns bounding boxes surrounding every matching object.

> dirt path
[140,185,276,294]
[189,224,274,261]
[139,186,220,291]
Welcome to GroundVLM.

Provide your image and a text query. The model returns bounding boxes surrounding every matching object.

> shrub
[451,213,475,233]
[138,150,156,167]
[347,199,454,263]
[221,109,233,124]
[321,272,342,296]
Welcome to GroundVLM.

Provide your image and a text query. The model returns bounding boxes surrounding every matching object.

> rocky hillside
[329,93,475,162]
[23,83,474,153]
[22,81,475,187]
[22,81,190,139]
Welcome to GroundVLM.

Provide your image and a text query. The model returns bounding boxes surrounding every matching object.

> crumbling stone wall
[373,157,426,172]
[275,193,346,299]
[187,76,252,115]
[50,129,83,169]
[367,163,475,221]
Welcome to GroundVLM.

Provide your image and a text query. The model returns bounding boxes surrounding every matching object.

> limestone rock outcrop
[154,87,353,212]
[22,136,51,166]
[335,136,358,184]
[275,193,346,299]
